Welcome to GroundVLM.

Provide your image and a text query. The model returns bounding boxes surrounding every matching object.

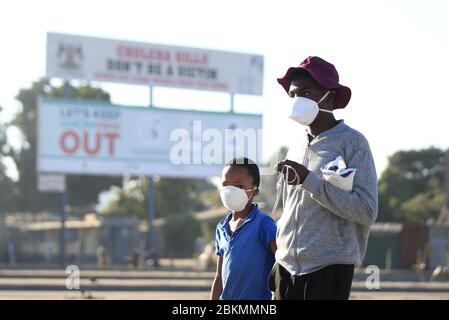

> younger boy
[210,157,277,300]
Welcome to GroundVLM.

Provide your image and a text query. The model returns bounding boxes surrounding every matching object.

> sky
[1,0,449,180]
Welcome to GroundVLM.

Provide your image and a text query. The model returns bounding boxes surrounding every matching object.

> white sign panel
[46,33,264,95]
[37,98,263,178]
[38,174,66,193]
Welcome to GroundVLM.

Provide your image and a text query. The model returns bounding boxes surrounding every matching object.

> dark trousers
[269,263,354,300]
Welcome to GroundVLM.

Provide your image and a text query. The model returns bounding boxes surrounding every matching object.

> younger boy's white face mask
[220,186,256,212]
[289,90,333,126]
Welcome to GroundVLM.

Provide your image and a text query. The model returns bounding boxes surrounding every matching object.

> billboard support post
[147,176,155,267]
[146,86,156,268]
[60,82,70,267]
[60,181,67,267]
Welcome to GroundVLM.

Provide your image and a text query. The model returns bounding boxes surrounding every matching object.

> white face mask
[220,185,256,212]
[289,91,333,126]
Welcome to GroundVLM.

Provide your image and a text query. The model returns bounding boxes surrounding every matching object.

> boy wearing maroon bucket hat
[269,56,378,300]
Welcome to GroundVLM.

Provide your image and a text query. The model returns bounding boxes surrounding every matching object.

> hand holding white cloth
[320,156,356,192]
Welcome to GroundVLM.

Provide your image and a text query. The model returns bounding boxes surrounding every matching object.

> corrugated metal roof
[4,213,138,231]
[16,220,102,231]
[370,223,403,233]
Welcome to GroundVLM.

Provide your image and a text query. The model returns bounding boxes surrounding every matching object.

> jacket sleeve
[301,137,378,227]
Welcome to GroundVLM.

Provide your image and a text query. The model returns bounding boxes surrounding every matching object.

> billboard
[46,33,264,95]
[37,98,263,178]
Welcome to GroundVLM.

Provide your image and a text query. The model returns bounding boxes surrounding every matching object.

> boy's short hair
[224,157,260,187]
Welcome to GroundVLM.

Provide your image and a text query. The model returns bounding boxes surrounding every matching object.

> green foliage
[200,217,223,243]
[378,147,446,223]
[400,192,445,224]
[162,213,201,258]
[199,189,222,208]
[0,106,17,213]
[100,177,146,217]
[155,178,209,217]
[101,176,217,219]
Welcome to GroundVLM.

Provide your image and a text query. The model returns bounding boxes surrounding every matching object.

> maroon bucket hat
[277,56,351,109]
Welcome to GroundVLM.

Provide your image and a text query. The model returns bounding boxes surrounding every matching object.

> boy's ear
[254,187,260,197]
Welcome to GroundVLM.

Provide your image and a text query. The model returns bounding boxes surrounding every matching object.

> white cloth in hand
[320,156,356,192]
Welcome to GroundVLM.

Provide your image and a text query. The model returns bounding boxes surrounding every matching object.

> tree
[0,106,17,213]
[8,79,121,213]
[162,213,201,258]
[99,177,146,217]
[100,176,217,219]
[378,147,446,223]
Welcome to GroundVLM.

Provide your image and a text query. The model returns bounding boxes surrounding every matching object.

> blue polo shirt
[215,203,276,300]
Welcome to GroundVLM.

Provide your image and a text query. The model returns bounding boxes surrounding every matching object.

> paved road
[1,267,448,300]
[1,290,449,300]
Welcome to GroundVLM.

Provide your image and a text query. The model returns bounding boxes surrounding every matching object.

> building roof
[369,223,404,233]
[4,213,138,231]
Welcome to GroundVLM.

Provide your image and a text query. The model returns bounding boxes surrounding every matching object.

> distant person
[210,157,277,300]
[194,235,206,259]
[96,245,107,269]
[271,56,378,300]
[132,248,140,268]
[7,241,16,266]
[44,240,55,263]
[147,248,160,268]
[198,241,216,270]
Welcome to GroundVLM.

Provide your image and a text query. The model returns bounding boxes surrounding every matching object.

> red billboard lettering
[83,131,101,155]
[104,132,120,156]
[60,130,80,154]
[176,51,208,65]
[59,130,119,156]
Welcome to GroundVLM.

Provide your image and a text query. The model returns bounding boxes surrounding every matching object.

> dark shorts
[268,263,354,300]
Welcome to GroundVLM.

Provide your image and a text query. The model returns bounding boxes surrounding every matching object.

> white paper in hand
[320,156,356,192]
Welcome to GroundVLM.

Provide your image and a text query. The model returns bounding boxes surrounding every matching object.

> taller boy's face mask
[220,186,256,212]
[289,90,333,126]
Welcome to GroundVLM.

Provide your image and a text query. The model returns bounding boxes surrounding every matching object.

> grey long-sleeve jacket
[275,120,378,276]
